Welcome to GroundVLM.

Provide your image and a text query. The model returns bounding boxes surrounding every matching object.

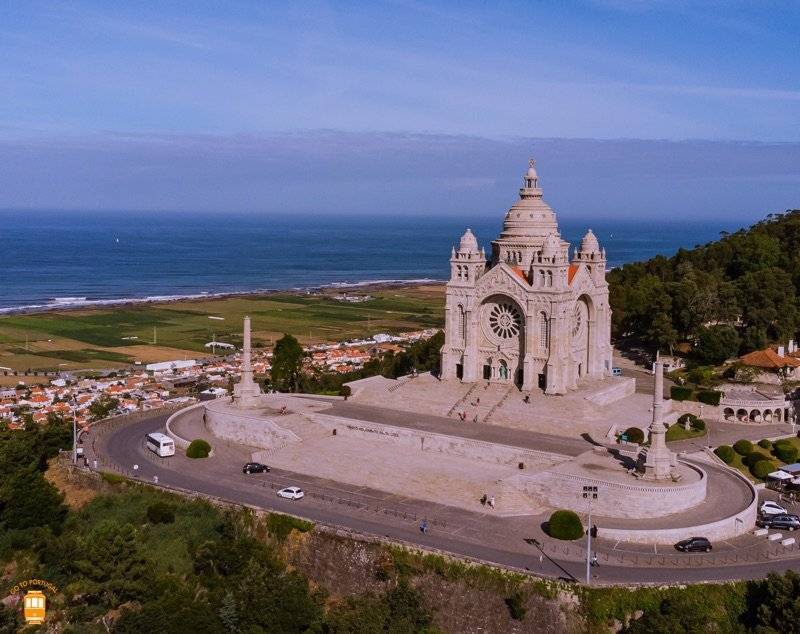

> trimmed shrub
[714,445,735,464]
[670,386,693,401]
[146,502,175,524]
[677,413,695,426]
[774,444,799,464]
[758,439,772,450]
[744,451,771,467]
[773,439,793,450]
[547,510,584,541]
[733,439,754,456]
[186,439,211,459]
[697,390,722,406]
[691,418,706,432]
[622,427,645,444]
[751,460,776,480]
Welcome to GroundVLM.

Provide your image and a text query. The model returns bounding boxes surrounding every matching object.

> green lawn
[666,424,707,442]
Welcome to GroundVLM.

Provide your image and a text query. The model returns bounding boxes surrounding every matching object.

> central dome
[497,161,559,241]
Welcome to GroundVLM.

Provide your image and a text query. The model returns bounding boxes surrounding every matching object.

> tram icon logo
[23,590,47,625]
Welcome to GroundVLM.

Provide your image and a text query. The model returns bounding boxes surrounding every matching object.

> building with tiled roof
[441,160,612,394]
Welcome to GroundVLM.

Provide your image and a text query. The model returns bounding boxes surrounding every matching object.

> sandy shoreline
[0,279,446,318]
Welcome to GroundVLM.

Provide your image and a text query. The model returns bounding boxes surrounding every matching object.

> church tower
[440,160,613,394]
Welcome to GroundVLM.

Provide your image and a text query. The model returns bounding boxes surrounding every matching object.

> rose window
[489,303,522,339]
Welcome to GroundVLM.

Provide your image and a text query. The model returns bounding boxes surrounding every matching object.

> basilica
[440,160,613,394]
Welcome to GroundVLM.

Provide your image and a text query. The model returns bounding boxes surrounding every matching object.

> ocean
[0,211,744,313]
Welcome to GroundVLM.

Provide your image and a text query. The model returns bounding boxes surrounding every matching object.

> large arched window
[539,312,549,351]
[546,271,553,287]
[458,305,466,345]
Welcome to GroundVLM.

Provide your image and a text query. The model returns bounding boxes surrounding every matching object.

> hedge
[733,439,754,456]
[744,451,771,467]
[697,390,722,406]
[758,439,773,450]
[622,427,645,444]
[774,445,799,464]
[670,386,693,401]
[773,439,794,450]
[714,445,735,464]
[186,439,211,459]
[691,418,706,432]
[547,510,584,541]
[751,460,776,480]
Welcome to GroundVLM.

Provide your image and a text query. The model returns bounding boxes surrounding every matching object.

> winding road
[93,410,800,585]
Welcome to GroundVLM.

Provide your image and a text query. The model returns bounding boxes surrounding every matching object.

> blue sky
[1,1,799,218]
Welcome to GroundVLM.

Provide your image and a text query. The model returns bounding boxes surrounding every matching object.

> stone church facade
[440,160,613,394]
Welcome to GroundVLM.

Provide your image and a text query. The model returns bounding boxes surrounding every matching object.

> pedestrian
[92,459,98,470]
[524,394,530,404]
[473,415,478,423]
[488,496,495,509]
[476,397,480,405]
[153,475,159,485]
[480,494,487,506]
[420,519,428,534]
[133,464,139,477]
[591,553,598,567]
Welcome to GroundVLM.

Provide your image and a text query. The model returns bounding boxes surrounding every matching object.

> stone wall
[584,377,636,405]
[506,460,708,520]
[202,400,301,450]
[311,413,567,468]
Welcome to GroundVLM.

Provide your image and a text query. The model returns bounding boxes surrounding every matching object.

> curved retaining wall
[202,399,301,450]
[165,402,205,449]
[509,460,708,521]
[600,476,757,544]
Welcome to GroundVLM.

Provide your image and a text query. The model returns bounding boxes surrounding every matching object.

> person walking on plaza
[420,519,428,534]
[133,464,139,477]
[591,552,598,567]
[488,495,495,509]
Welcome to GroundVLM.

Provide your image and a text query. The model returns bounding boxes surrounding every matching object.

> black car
[242,462,270,474]
[675,537,712,553]
[757,514,800,531]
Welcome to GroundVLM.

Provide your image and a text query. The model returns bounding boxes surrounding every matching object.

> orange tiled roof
[567,264,579,285]
[740,348,800,369]
[511,267,529,284]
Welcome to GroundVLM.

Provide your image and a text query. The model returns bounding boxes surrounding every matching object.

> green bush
[670,386,693,401]
[744,451,771,467]
[697,390,722,406]
[751,460,776,480]
[622,427,645,444]
[714,445,735,464]
[733,439,754,456]
[266,513,314,541]
[505,592,527,621]
[186,439,211,459]
[758,439,772,450]
[774,444,799,464]
[677,413,695,426]
[146,502,175,524]
[773,438,793,450]
[691,418,706,432]
[547,510,584,541]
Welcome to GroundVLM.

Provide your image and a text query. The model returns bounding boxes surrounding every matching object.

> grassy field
[0,285,445,372]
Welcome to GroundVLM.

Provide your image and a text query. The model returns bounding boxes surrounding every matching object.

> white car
[761,500,788,516]
[277,486,305,500]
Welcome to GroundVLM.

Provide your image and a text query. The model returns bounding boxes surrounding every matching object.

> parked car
[277,486,305,500]
[760,500,788,516]
[675,537,712,553]
[757,514,800,531]
[612,367,623,377]
[242,462,270,474]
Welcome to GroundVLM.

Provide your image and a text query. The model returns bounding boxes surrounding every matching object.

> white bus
[146,432,175,457]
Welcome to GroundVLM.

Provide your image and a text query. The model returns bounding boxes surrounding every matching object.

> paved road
[91,410,800,585]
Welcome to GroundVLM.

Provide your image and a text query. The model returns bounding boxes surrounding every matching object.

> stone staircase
[251,413,330,461]
[447,383,480,418]
[482,385,515,423]
[387,373,418,393]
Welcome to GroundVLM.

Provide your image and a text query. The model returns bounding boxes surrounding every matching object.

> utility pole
[72,399,78,464]
[583,485,598,584]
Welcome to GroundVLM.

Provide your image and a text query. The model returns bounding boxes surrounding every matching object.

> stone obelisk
[642,360,675,480]
[233,316,263,408]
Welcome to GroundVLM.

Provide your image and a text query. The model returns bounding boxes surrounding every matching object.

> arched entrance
[478,294,525,386]
[571,295,592,381]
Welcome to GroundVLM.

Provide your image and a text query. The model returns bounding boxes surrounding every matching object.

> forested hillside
[609,209,800,359]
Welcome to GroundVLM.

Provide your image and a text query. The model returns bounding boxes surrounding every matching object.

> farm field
[0,284,445,373]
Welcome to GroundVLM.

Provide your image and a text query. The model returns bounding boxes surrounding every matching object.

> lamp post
[71,398,77,464]
[583,485,598,584]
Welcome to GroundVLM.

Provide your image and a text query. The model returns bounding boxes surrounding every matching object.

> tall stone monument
[641,360,675,480]
[233,316,263,408]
